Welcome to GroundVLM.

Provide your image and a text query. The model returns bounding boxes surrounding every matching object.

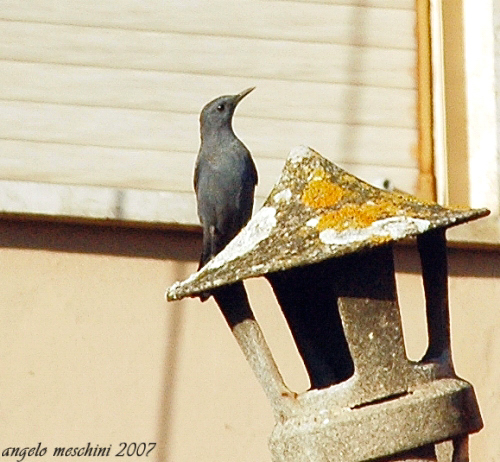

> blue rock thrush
[194,87,258,300]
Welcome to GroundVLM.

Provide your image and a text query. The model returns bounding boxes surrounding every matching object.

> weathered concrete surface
[269,378,480,462]
[166,146,488,301]
[166,146,487,462]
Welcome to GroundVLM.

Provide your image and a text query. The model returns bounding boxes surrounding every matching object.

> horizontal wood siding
[0,21,415,88]
[0,1,416,49]
[0,0,418,221]
[0,61,416,128]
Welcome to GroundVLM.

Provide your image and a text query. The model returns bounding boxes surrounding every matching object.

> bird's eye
[216,104,225,111]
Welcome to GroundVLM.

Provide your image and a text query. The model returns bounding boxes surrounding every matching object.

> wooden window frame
[424,0,500,246]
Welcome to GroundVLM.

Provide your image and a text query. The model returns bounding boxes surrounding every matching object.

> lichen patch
[317,201,404,232]
[288,145,312,164]
[301,179,348,209]
[204,206,277,270]
[273,188,292,203]
[319,216,431,246]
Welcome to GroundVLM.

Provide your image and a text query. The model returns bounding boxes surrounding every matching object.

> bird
[194,87,258,300]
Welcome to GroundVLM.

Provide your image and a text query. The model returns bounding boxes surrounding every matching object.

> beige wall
[0,218,498,461]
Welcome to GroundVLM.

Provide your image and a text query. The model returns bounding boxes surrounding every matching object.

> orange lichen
[301,162,446,227]
[301,179,348,208]
[317,201,403,231]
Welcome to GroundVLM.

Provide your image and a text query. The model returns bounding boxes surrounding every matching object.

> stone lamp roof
[166,146,489,301]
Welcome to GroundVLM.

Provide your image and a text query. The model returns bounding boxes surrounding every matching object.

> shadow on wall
[0,217,198,462]
[0,218,201,261]
[156,262,185,462]
[394,244,500,279]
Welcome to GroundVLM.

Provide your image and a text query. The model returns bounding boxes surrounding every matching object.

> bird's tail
[212,281,252,327]
[197,249,212,301]
[198,290,210,302]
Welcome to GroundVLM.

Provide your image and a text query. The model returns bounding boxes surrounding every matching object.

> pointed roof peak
[167,146,489,301]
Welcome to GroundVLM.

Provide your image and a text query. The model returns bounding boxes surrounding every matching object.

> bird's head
[200,87,255,133]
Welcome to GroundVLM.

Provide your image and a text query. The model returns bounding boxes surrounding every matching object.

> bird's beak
[234,87,255,104]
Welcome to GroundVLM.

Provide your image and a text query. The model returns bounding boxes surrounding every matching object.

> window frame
[429,0,500,246]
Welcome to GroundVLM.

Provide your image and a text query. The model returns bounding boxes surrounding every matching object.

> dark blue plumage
[194,88,258,290]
